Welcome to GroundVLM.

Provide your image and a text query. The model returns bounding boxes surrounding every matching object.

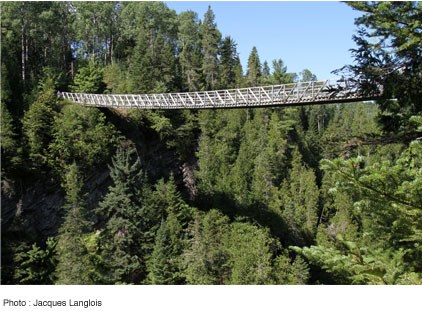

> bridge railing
[59,80,379,109]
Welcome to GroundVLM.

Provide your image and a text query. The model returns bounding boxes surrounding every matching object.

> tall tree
[246,46,261,87]
[274,149,320,245]
[22,74,59,170]
[224,222,275,284]
[299,69,317,82]
[1,103,21,173]
[200,6,221,90]
[177,11,203,91]
[55,163,94,284]
[121,2,178,93]
[341,2,422,133]
[271,59,296,84]
[97,146,147,284]
[146,177,193,284]
[70,58,105,93]
[49,104,116,174]
[1,2,73,86]
[295,135,422,284]
[261,60,271,84]
[72,2,121,64]
[183,210,231,284]
[219,36,241,89]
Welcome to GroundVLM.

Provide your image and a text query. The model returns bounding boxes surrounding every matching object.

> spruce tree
[146,176,193,284]
[97,146,146,284]
[147,220,177,284]
[271,59,296,84]
[177,10,203,91]
[343,2,422,133]
[70,59,105,93]
[225,222,275,284]
[22,75,59,170]
[55,163,94,284]
[49,104,116,173]
[277,149,320,245]
[200,6,221,90]
[246,46,261,87]
[219,36,241,89]
[14,238,57,285]
[261,61,271,85]
[183,210,231,284]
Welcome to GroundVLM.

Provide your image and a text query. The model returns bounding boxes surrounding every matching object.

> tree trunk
[21,25,26,82]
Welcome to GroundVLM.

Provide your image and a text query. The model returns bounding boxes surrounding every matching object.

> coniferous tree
[225,222,275,284]
[97,146,147,284]
[22,74,59,170]
[246,46,261,87]
[219,36,241,89]
[200,6,221,90]
[49,105,116,173]
[146,176,193,284]
[1,103,21,172]
[147,220,177,284]
[275,149,320,245]
[271,59,296,84]
[272,252,310,284]
[55,163,94,284]
[261,60,271,84]
[121,2,178,93]
[177,11,203,91]
[342,2,422,133]
[295,135,422,284]
[13,238,57,285]
[183,210,231,284]
[70,58,105,93]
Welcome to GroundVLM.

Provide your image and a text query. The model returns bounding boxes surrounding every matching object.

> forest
[1,2,421,285]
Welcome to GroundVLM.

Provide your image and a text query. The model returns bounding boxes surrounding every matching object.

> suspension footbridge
[59,80,383,110]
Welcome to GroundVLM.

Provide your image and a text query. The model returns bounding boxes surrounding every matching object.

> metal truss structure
[59,80,382,110]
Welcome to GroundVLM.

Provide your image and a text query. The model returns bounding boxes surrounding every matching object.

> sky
[165,1,364,81]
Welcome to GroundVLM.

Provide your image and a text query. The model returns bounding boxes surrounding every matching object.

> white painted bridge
[59,80,382,109]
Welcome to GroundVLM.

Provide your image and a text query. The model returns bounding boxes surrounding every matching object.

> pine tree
[272,251,310,284]
[246,46,261,87]
[177,11,203,91]
[147,220,177,284]
[294,137,422,284]
[271,59,296,84]
[55,163,94,284]
[277,149,320,245]
[183,210,231,284]
[122,2,178,93]
[146,176,193,284]
[97,146,147,284]
[13,238,57,284]
[261,60,271,84]
[22,75,59,170]
[49,104,116,173]
[219,36,241,89]
[1,103,21,172]
[200,6,221,90]
[70,58,105,93]
[342,2,422,133]
[225,222,276,284]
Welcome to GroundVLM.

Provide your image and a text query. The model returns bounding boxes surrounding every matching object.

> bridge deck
[59,80,382,109]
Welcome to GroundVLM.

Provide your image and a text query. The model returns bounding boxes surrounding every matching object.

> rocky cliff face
[1,109,199,243]
[1,169,112,242]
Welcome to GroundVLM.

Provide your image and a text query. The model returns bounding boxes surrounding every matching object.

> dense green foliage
[1,2,420,285]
